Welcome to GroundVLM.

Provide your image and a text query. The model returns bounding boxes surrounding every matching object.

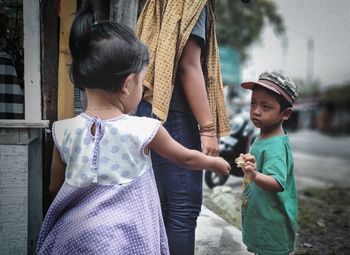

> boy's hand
[242,153,256,164]
[238,153,258,180]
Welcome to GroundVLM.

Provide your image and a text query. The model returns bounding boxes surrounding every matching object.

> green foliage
[215,0,285,62]
[294,78,322,98]
[322,83,350,107]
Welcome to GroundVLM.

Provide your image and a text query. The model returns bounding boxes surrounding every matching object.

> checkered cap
[241,71,299,105]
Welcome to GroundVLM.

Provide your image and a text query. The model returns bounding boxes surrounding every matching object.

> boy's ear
[120,73,135,97]
[282,107,293,121]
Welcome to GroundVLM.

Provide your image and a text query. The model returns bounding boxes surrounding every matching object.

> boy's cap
[241,71,299,105]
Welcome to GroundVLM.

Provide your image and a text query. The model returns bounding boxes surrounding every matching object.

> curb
[195,205,249,255]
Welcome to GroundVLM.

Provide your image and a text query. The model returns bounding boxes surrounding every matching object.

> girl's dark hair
[69,1,149,92]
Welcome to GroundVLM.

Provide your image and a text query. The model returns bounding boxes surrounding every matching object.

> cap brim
[241,81,281,96]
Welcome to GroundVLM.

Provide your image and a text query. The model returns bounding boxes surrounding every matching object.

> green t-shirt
[242,135,298,255]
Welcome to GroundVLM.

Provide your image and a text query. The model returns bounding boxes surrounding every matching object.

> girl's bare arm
[148,126,230,175]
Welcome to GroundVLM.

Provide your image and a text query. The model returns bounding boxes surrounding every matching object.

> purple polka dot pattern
[52,115,161,187]
[100,157,109,164]
[83,137,91,145]
[75,128,83,135]
[74,146,81,153]
[111,164,120,171]
[121,170,130,177]
[110,127,118,135]
[111,145,119,153]
[122,153,130,160]
[82,156,89,163]
[45,114,166,253]
[120,135,128,142]
[37,169,169,254]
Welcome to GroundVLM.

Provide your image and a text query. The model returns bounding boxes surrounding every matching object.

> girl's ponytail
[69,0,95,61]
[68,0,149,92]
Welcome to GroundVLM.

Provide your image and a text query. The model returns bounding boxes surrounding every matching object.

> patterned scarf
[136,0,230,136]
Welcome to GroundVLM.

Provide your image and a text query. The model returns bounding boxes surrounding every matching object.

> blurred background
[207,1,350,254]
[216,0,350,136]
[0,0,349,254]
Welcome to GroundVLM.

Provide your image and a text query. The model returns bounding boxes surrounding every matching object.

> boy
[239,71,299,255]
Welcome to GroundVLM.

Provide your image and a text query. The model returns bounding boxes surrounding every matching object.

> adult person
[136,1,230,254]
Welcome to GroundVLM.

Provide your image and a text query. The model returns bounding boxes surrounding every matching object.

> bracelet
[199,122,215,130]
[199,122,216,133]
[199,127,216,133]
[200,133,217,137]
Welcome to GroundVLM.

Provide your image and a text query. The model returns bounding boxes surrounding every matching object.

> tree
[91,0,139,29]
[216,0,285,62]
[92,0,285,62]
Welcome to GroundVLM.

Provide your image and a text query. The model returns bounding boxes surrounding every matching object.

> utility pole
[281,35,289,73]
[306,37,314,95]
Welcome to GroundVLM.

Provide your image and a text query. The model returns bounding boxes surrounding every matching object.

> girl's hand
[200,132,219,156]
[211,157,231,175]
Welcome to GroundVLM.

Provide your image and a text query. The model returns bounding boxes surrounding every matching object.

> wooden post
[57,0,77,120]
[41,0,59,215]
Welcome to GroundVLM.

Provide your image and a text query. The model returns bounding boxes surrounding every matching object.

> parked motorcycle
[204,110,258,188]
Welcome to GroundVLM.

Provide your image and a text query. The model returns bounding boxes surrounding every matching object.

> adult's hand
[200,135,219,156]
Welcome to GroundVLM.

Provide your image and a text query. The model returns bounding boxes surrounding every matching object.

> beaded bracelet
[199,122,216,133]
[199,127,216,133]
[199,122,215,129]
[200,133,217,137]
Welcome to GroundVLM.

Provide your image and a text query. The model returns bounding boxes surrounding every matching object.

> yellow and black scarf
[136,0,230,136]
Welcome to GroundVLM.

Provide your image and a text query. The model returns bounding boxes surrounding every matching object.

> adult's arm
[178,36,218,156]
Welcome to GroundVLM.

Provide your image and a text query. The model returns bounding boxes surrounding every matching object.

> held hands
[236,153,258,180]
[200,130,229,175]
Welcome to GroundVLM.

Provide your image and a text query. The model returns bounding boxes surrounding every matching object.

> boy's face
[250,87,290,130]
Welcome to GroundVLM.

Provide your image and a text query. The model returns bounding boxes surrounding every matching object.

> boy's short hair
[241,71,299,107]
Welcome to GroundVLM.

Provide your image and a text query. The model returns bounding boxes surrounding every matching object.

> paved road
[205,129,350,191]
[289,130,350,188]
[288,129,350,159]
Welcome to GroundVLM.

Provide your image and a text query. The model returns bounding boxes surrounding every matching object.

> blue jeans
[137,100,203,255]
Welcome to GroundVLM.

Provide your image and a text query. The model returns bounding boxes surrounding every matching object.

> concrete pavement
[195,205,249,255]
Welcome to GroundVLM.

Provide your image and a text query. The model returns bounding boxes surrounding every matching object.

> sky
[242,0,350,88]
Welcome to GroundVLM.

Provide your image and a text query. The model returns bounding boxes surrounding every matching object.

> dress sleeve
[139,117,161,158]
[52,120,68,163]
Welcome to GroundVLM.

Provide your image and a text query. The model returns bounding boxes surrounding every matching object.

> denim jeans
[137,100,203,255]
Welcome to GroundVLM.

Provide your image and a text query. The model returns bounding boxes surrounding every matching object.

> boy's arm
[49,146,66,197]
[242,154,283,192]
[178,36,218,156]
[148,125,230,175]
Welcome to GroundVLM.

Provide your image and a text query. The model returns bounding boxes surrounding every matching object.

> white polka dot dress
[37,114,169,254]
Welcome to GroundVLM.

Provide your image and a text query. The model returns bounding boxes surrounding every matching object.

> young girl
[36,2,230,255]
